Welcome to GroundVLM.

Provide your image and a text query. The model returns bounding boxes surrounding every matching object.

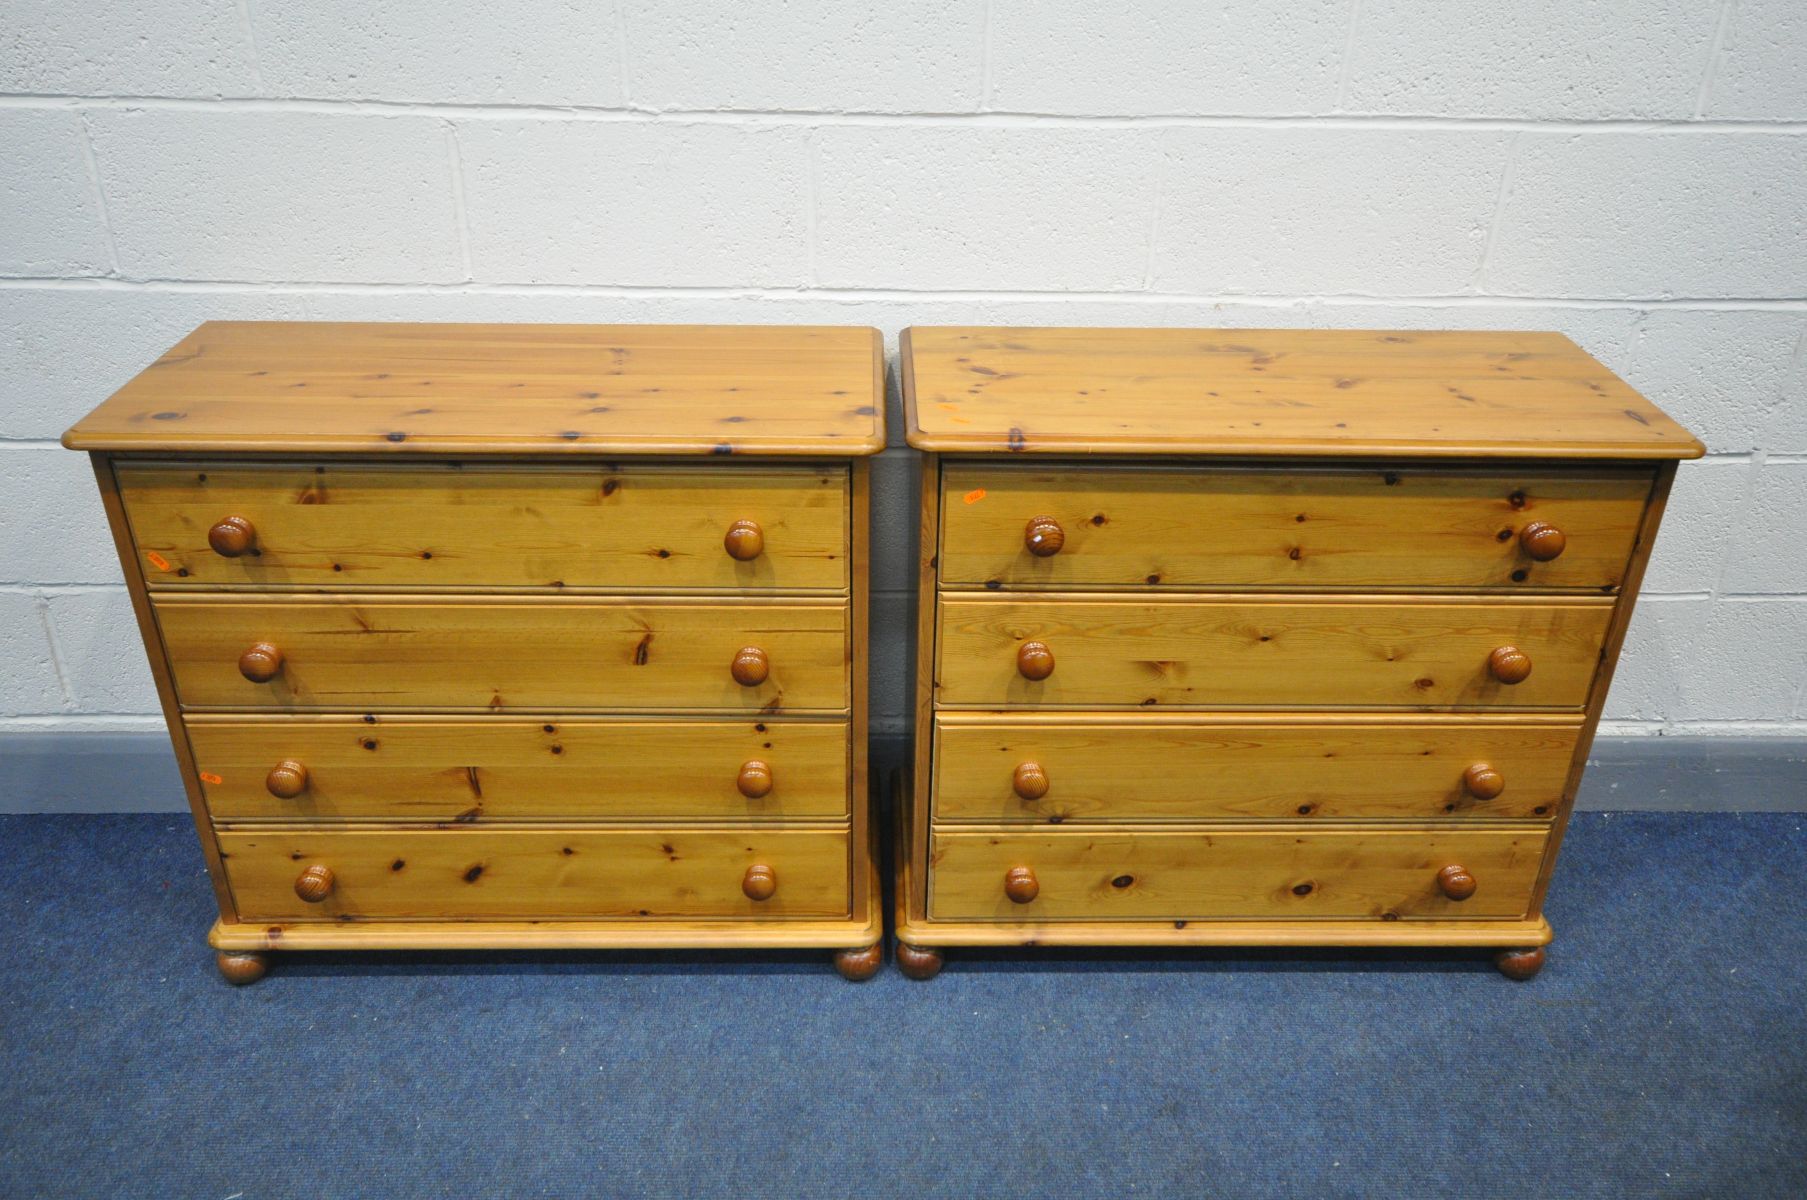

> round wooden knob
[1487,645,1533,684]
[1004,865,1039,904]
[294,863,334,903]
[265,759,309,799]
[207,515,256,557]
[1518,521,1567,561]
[1462,762,1506,800]
[730,646,769,687]
[723,519,764,561]
[742,863,777,901]
[238,642,283,683]
[1012,762,1049,801]
[737,759,773,799]
[1016,640,1055,681]
[1437,864,1477,901]
[1024,515,1065,557]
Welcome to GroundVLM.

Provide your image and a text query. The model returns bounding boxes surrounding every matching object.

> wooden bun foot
[833,943,882,982]
[215,950,270,986]
[896,942,944,981]
[1494,946,1546,982]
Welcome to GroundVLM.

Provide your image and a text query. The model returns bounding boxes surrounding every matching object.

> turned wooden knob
[1519,521,1567,561]
[265,759,309,799]
[1016,640,1055,681]
[1487,645,1533,684]
[207,515,256,557]
[731,646,769,687]
[1437,864,1477,901]
[1004,865,1039,904]
[294,863,334,903]
[1463,762,1506,800]
[723,519,764,561]
[1024,515,1065,557]
[737,759,773,799]
[1012,762,1049,801]
[238,641,283,682]
[742,863,777,901]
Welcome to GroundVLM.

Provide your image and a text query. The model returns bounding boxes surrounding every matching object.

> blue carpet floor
[1,811,1803,1198]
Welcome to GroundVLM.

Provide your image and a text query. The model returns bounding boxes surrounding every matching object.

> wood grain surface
[64,322,885,456]
[156,595,849,712]
[118,461,850,591]
[903,327,1703,459]
[932,715,1579,823]
[927,827,1547,921]
[219,827,852,920]
[939,462,1651,592]
[935,595,1612,710]
[189,717,849,822]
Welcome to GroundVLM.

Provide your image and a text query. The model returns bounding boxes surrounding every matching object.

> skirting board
[1,732,1803,815]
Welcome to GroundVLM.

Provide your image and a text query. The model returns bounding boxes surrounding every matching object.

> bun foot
[215,950,270,986]
[896,942,943,981]
[833,943,882,982]
[1494,946,1546,982]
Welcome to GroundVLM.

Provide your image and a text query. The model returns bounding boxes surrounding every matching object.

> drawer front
[940,463,1649,592]
[928,828,1547,921]
[192,718,848,822]
[933,718,1577,823]
[156,597,848,712]
[935,597,1609,710]
[118,462,849,591]
[220,828,851,920]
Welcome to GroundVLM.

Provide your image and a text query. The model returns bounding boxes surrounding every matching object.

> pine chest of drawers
[895,327,1702,980]
[65,322,886,982]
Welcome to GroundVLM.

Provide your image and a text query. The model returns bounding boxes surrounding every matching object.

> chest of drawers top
[65,321,885,457]
[903,326,1701,460]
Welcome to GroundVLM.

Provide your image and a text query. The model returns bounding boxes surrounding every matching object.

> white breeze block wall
[2,0,1804,740]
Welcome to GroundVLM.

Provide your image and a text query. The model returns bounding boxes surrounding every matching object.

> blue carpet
[1,811,1803,1198]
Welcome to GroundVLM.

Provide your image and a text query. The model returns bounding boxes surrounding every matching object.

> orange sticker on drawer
[963,488,987,504]
[198,772,223,785]
[145,551,172,571]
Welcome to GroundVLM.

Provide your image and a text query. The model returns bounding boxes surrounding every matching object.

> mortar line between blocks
[1334,0,1363,111]
[235,0,267,91]
[804,129,820,286]
[2,277,1806,309]
[443,120,474,282]
[1470,132,1522,295]
[979,0,997,110]
[31,594,79,714]
[1694,0,1736,119]
[614,0,632,107]
[6,94,1807,132]
[74,112,121,277]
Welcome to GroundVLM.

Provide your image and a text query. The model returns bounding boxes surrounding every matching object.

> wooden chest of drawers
[895,327,1702,980]
[65,322,886,983]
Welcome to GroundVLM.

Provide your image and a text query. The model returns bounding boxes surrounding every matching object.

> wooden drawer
[155,596,848,713]
[220,827,852,920]
[932,717,1577,823]
[118,461,849,592]
[927,828,1547,921]
[191,717,849,822]
[939,463,1649,592]
[935,597,1610,710]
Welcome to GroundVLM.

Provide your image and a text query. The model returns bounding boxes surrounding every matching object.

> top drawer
[940,463,1650,593]
[117,462,849,592]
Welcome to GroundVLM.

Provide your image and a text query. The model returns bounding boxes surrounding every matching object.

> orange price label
[963,488,987,505]
[145,551,173,571]
[198,772,223,785]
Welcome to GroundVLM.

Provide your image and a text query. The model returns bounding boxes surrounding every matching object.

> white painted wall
[2,1,1804,740]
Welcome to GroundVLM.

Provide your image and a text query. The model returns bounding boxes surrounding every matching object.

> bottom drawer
[928,828,1546,921]
[220,828,850,921]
